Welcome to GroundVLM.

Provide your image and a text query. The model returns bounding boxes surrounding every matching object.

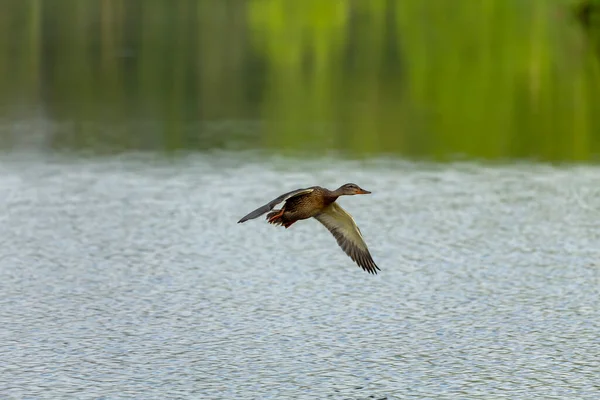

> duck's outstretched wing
[314,202,380,274]
[237,188,315,223]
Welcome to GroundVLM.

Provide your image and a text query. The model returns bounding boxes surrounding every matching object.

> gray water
[0,152,599,399]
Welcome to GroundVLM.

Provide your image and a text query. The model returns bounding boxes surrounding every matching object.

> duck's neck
[325,188,343,204]
[330,186,349,197]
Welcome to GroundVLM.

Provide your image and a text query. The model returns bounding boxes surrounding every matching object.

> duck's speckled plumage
[238,183,380,274]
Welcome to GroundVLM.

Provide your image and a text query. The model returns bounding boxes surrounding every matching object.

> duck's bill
[357,189,371,194]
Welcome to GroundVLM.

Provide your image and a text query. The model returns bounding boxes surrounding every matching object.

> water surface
[0,153,599,399]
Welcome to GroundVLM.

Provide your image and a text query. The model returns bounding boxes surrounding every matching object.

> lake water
[0,152,598,399]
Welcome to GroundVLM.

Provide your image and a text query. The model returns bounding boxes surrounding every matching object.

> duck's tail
[266,210,296,229]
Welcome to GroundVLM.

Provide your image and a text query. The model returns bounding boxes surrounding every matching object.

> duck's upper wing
[237,188,315,223]
[314,202,380,274]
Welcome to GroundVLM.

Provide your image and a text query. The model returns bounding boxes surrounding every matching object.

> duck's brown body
[266,187,338,228]
[238,183,380,274]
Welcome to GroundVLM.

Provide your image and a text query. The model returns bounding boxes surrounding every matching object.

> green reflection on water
[0,0,599,161]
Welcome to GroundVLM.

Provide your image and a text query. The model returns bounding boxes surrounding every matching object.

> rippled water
[0,152,599,399]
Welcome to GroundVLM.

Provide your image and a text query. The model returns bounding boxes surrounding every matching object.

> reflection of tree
[0,1,599,161]
[576,0,600,56]
[576,0,599,29]
[248,0,600,161]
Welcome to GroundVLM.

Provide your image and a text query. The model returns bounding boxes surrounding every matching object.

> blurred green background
[1,0,599,161]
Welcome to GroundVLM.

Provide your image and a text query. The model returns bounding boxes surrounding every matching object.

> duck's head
[336,183,371,196]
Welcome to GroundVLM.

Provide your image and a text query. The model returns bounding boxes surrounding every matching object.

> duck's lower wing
[237,188,314,223]
[314,202,380,274]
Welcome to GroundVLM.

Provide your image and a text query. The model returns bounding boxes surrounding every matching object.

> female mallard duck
[238,183,380,274]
